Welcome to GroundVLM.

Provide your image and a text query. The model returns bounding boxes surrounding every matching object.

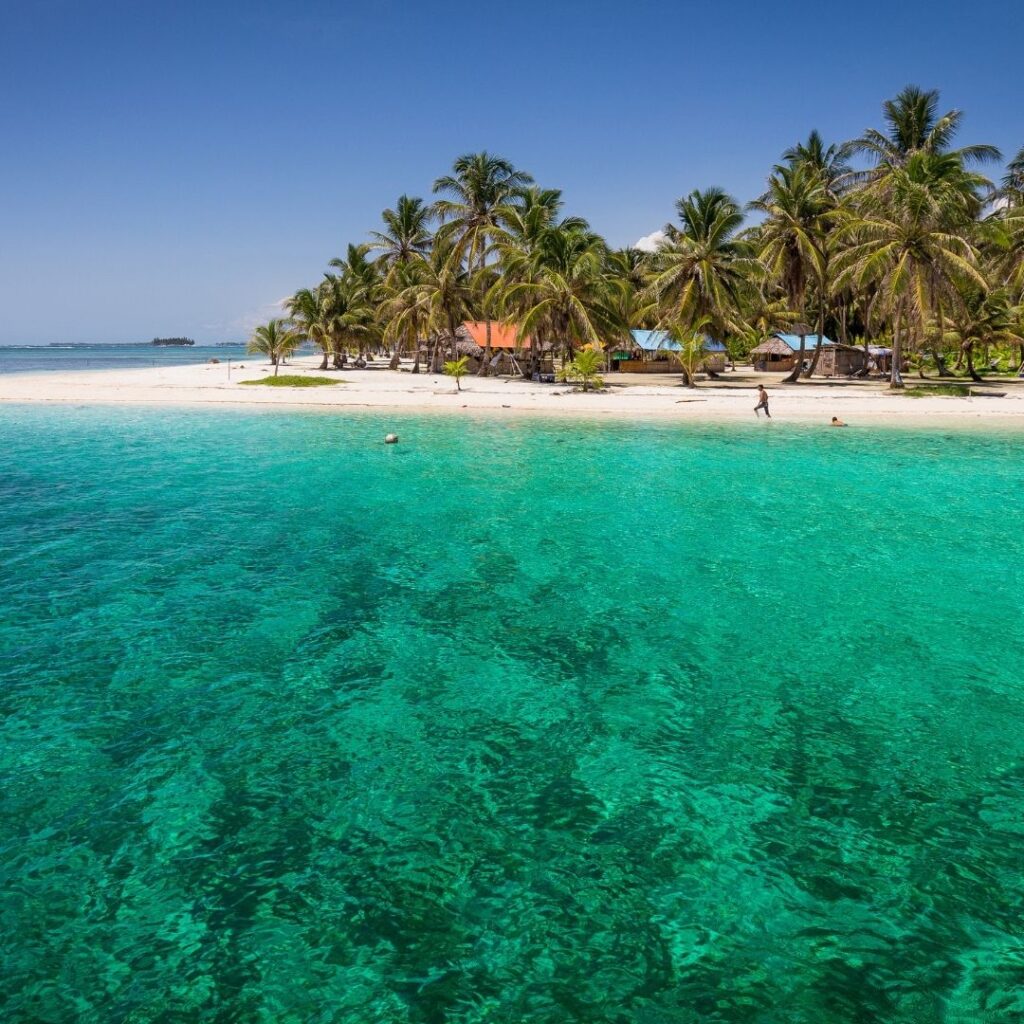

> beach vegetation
[443,355,470,390]
[904,384,971,397]
[558,348,605,391]
[246,319,301,375]
[239,375,343,387]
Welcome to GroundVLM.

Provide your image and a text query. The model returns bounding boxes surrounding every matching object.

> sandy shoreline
[2,356,1024,429]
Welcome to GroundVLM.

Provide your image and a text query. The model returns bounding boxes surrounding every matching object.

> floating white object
[385,434,399,444]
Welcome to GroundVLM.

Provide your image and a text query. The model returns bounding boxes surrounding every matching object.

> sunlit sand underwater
[2,405,1023,1023]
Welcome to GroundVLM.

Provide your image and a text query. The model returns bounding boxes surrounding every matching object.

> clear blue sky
[2,0,1021,344]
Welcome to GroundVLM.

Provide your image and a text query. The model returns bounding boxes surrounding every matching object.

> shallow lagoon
[2,405,1023,1023]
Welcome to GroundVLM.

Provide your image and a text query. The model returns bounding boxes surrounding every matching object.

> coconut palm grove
[256,87,1024,390]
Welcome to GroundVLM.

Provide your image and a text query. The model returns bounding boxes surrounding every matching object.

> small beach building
[445,321,551,374]
[751,334,874,376]
[613,329,727,373]
[816,343,867,377]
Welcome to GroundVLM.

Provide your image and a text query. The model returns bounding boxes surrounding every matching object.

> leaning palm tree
[834,153,989,388]
[247,319,299,376]
[433,152,533,372]
[750,164,834,380]
[644,188,757,361]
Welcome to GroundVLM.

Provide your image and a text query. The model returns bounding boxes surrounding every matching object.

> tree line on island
[248,86,1024,389]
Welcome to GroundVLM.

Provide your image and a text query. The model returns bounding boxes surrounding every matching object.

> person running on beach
[754,384,771,418]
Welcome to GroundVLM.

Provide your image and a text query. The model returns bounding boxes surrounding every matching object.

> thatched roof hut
[750,333,835,372]
[749,336,796,358]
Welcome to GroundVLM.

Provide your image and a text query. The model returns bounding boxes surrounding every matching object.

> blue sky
[2,0,1022,344]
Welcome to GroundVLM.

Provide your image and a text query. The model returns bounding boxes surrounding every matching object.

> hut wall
[753,354,797,371]
[618,359,671,373]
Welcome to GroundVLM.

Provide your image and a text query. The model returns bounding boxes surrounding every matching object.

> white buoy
[385,433,399,444]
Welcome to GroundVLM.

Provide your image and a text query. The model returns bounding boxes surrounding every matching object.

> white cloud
[633,229,667,252]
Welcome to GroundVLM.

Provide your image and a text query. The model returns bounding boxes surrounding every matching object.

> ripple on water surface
[1,405,1023,1023]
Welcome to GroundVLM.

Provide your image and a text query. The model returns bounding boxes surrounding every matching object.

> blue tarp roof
[775,333,834,351]
[630,329,726,353]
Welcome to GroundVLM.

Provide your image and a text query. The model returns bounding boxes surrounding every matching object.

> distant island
[151,337,195,347]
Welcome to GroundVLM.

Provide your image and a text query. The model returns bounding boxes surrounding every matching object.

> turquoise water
[0,344,251,374]
[2,405,1023,1023]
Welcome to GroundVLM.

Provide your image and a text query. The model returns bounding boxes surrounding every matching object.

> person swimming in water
[831,416,847,427]
[754,384,770,418]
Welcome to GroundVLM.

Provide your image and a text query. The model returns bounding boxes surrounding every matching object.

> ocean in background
[0,343,251,373]
[1,405,1023,1023]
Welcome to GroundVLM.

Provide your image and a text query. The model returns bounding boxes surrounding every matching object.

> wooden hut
[751,333,836,372]
[817,344,867,377]
[750,335,800,371]
[613,329,727,373]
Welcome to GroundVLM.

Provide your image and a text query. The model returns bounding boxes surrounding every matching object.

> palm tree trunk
[478,319,492,376]
[804,299,827,378]
[965,343,982,382]
[890,314,905,390]
[318,348,329,370]
[273,354,280,376]
[783,334,806,383]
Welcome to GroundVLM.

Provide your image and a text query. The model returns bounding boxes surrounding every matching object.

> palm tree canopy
[368,195,433,268]
[644,188,758,337]
[779,129,850,191]
[432,151,534,268]
[750,164,834,304]
[848,85,1001,172]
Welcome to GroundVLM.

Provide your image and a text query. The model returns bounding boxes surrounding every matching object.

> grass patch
[239,375,345,388]
[904,384,971,398]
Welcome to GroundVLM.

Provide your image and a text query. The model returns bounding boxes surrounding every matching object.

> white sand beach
[2,355,1024,428]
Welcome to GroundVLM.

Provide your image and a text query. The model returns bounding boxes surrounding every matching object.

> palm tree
[247,319,299,376]
[287,288,332,369]
[499,224,619,375]
[750,164,834,381]
[368,195,433,269]
[834,153,989,388]
[379,257,430,372]
[326,245,384,363]
[318,273,375,368]
[433,152,533,372]
[780,129,850,195]
[948,288,1024,381]
[558,347,605,391]
[385,240,475,374]
[1002,146,1024,204]
[644,188,757,365]
[846,85,1001,183]
[443,355,470,391]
